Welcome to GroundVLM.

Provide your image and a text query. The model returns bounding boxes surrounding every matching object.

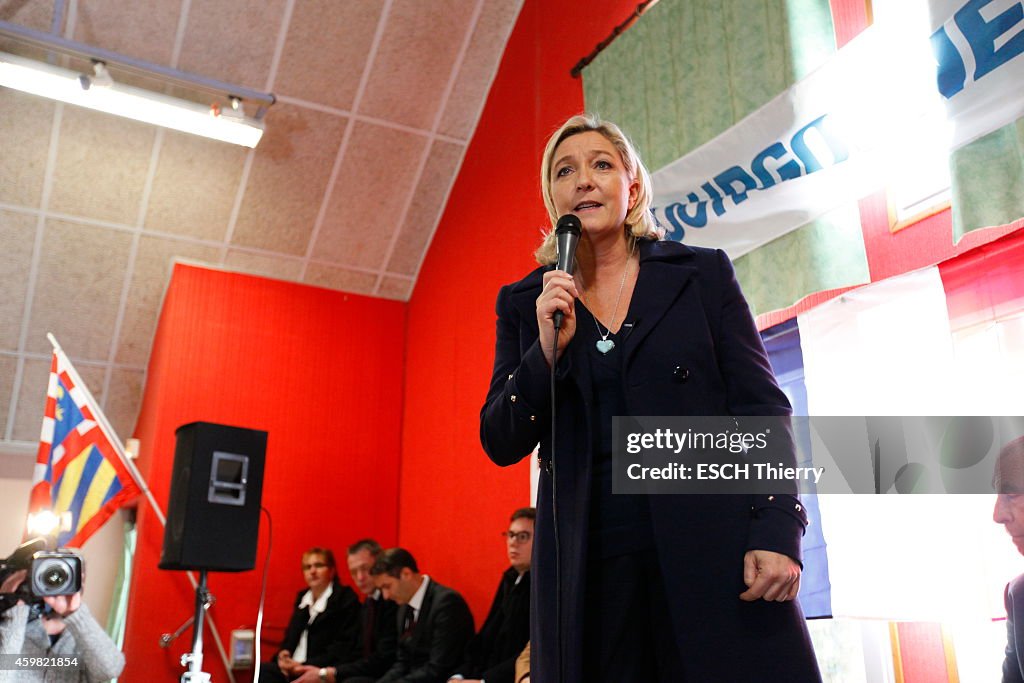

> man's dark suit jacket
[333,590,398,679]
[1004,573,1024,682]
[377,578,474,683]
[455,568,530,683]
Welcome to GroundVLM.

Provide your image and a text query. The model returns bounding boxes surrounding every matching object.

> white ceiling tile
[232,103,348,255]
[0,355,15,439]
[386,140,464,276]
[72,0,182,66]
[0,210,37,352]
[314,121,427,269]
[114,236,220,367]
[145,131,248,241]
[274,0,385,111]
[377,276,413,301]
[105,367,145,441]
[0,91,55,208]
[0,0,54,32]
[48,106,156,226]
[26,218,133,360]
[438,0,524,140]
[358,0,475,130]
[224,250,303,282]
[303,264,377,295]
[176,0,287,91]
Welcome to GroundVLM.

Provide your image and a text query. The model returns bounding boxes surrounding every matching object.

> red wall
[397,0,641,624]
[122,264,404,682]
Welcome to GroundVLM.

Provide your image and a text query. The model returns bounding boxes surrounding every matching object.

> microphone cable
[549,321,564,683]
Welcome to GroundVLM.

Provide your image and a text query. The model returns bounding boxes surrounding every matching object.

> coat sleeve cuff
[505,339,571,421]
[746,494,808,566]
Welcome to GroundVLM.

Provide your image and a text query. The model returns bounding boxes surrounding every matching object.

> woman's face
[302,552,334,593]
[549,130,638,240]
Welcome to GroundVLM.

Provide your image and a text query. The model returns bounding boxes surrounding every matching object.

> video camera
[0,537,82,614]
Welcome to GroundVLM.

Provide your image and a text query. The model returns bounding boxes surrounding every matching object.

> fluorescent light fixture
[0,51,265,147]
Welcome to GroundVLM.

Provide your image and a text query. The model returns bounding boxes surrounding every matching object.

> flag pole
[46,333,165,527]
[45,333,237,683]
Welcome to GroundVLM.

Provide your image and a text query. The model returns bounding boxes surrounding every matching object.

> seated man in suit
[448,508,533,683]
[261,547,361,682]
[994,435,1024,683]
[352,548,474,683]
[300,539,399,683]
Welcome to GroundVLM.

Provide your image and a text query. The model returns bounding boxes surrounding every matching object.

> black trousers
[582,548,686,682]
[258,660,289,683]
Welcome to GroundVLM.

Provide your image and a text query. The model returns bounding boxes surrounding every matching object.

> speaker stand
[180,570,212,683]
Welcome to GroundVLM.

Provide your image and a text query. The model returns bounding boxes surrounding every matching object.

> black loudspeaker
[159,422,267,572]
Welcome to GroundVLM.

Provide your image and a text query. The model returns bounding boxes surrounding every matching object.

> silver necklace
[577,238,637,355]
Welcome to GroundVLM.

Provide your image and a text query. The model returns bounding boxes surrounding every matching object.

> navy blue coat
[480,239,821,682]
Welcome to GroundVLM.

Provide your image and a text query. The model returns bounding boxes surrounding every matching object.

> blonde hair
[535,114,663,265]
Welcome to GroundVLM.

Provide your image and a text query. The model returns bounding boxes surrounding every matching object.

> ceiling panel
[386,139,464,276]
[26,218,133,360]
[72,0,181,66]
[358,0,476,130]
[0,210,35,352]
[48,107,156,226]
[0,90,54,207]
[231,102,349,255]
[114,235,221,367]
[145,130,248,241]
[313,120,429,269]
[303,263,378,295]
[176,0,286,91]
[437,0,521,139]
[0,0,54,32]
[274,0,385,111]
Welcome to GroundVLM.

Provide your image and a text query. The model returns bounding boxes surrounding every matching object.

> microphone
[553,214,581,331]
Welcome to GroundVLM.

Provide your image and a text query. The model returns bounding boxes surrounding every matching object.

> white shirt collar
[298,582,333,617]
[407,575,430,617]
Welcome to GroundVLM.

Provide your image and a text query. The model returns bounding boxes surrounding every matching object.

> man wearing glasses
[448,508,534,683]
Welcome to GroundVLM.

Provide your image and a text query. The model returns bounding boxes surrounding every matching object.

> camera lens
[32,557,77,595]
[42,565,69,588]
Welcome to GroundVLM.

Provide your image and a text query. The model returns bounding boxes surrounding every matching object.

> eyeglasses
[302,562,328,571]
[501,530,532,544]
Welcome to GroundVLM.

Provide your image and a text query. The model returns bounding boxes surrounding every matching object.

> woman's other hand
[536,269,579,365]
[277,649,299,676]
[42,591,81,616]
[739,549,801,602]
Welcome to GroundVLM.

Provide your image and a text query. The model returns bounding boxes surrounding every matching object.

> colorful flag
[31,344,142,548]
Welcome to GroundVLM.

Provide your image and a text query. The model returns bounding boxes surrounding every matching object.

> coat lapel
[622,240,698,369]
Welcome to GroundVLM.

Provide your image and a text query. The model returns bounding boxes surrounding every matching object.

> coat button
[510,394,517,403]
[673,366,690,382]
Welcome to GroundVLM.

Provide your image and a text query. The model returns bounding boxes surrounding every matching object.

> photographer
[0,568,125,682]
